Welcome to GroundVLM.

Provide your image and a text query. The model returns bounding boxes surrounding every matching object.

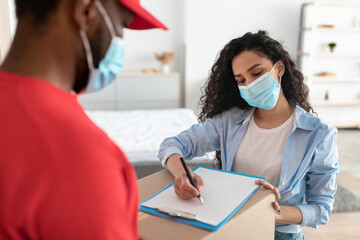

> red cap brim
[119,0,168,30]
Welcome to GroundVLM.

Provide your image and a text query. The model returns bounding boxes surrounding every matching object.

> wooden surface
[303,212,360,239]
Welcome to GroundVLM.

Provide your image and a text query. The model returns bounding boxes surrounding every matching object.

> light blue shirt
[158,105,338,233]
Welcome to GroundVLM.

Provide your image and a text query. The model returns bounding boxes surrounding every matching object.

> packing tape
[138,211,150,221]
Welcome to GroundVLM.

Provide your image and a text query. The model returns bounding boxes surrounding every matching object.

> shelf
[303,2,360,8]
[330,122,360,128]
[119,72,180,77]
[307,76,360,82]
[299,2,360,129]
[312,99,360,106]
[298,51,360,58]
[301,27,360,33]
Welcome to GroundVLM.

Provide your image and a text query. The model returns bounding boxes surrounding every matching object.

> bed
[85,108,216,178]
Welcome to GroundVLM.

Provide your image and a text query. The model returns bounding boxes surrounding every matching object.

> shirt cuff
[160,146,183,168]
[296,204,320,229]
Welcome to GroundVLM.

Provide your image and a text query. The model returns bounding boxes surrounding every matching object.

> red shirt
[0,71,138,239]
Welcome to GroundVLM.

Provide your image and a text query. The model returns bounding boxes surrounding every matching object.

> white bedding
[85,109,215,164]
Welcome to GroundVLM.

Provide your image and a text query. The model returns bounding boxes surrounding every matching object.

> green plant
[328,42,336,48]
[328,42,337,52]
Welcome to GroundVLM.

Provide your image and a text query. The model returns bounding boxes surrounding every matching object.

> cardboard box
[138,169,275,240]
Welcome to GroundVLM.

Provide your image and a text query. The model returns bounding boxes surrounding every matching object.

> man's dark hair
[15,0,60,23]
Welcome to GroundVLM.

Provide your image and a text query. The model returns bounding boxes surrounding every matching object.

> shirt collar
[294,105,316,131]
[235,108,255,125]
[236,105,315,131]
[242,108,255,125]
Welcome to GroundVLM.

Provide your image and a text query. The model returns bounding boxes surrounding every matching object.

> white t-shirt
[233,111,295,187]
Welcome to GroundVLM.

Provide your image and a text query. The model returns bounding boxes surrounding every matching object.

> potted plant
[328,42,337,53]
[155,52,176,73]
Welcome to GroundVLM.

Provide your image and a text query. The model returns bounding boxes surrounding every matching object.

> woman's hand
[174,172,204,200]
[166,154,205,200]
[255,179,281,220]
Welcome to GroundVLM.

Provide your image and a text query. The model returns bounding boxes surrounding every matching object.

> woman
[158,31,338,239]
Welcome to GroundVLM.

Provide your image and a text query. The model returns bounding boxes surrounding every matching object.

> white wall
[122,0,185,74]
[0,0,12,62]
[7,0,16,38]
[6,0,313,112]
[6,0,183,73]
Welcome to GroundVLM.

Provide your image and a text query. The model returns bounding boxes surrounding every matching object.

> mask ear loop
[270,61,278,74]
[95,0,117,38]
[270,61,282,86]
[79,30,95,72]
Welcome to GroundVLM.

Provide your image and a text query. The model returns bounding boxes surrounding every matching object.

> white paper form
[141,167,260,226]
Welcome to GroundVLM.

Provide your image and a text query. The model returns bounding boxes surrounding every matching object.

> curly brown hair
[198,30,314,168]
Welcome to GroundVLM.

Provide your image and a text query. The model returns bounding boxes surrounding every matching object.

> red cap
[118,0,168,30]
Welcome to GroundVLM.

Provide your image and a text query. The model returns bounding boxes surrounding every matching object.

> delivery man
[0,0,167,239]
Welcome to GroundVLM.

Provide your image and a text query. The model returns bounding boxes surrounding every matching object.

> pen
[179,157,204,205]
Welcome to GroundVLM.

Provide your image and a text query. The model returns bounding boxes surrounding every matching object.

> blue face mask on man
[238,62,281,110]
[79,0,125,93]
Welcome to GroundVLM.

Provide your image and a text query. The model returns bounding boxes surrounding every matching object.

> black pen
[179,157,204,205]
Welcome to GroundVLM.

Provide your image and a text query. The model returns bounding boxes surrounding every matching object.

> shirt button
[282,182,285,186]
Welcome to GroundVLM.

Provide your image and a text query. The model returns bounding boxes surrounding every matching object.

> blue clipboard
[139,166,265,231]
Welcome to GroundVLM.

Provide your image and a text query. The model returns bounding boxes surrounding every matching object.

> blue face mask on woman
[238,62,281,110]
[79,0,125,93]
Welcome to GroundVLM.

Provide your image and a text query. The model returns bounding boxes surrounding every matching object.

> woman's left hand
[255,179,281,220]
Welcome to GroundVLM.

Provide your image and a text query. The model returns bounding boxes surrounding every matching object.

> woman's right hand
[166,154,205,200]
[173,172,204,200]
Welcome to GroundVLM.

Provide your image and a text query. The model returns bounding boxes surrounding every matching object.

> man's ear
[73,0,96,31]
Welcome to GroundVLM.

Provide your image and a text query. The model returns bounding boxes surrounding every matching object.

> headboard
[78,73,181,110]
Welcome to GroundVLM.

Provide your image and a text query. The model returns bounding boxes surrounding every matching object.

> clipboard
[139,166,265,231]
